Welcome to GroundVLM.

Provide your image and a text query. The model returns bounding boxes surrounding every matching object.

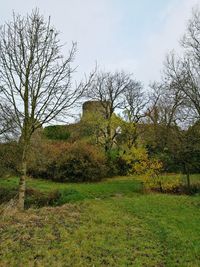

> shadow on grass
[0,178,143,208]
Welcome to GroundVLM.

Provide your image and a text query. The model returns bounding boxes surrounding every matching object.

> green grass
[0,176,143,206]
[0,175,200,266]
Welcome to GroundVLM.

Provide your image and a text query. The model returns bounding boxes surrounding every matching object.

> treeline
[0,8,200,209]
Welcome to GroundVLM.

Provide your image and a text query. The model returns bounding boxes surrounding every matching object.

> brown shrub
[28,141,108,182]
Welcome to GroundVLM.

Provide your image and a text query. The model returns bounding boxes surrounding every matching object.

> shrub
[147,174,182,193]
[28,140,67,179]
[28,141,107,182]
[141,174,200,195]
[0,187,18,202]
[0,186,60,208]
[43,125,71,141]
[25,188,60,208]
[55,143,107,182]
[0,142,21,177]
[107,156,130,176]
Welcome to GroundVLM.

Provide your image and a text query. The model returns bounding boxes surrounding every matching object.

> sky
[0,0,199,88]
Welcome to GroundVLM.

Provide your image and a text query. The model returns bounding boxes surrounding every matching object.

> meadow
[0,174,200,266]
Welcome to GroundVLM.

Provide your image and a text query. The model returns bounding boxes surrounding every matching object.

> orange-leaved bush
[28,141,107,182]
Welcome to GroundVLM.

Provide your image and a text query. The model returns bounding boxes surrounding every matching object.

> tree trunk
[186,171,191,193]
[105,123,112,153]
[18,143,28,211]
[184,164,191,193]
[158,180,163,193]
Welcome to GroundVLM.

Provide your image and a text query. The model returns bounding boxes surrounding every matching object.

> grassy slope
[0,176,200,266]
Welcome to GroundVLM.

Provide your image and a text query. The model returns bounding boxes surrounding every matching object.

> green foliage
[43,125,71,140]
[117,119,137,149]
[143,121,200,174]
[179,121,200,174]
[80,110,123,151]
[55,142,107,182]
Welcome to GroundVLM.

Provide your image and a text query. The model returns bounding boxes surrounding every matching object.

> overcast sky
[0,0,199,88]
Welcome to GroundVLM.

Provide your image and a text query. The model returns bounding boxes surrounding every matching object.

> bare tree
[87,71,131,117]
[0,9,93,210]
[118,80,147,149]
[143,81,185,155]
[146,82,184,127]
[123,80,146,123]
[164,8,200,120]
[0,103,17,139]
[86,71,132,153]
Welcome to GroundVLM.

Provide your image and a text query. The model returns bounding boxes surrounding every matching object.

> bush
[0,142,21,177]
[25,188,60,208]
[144,174,200,195]
[0,186,60,208]
[56,143,107,182]
[28,141,108,182]
[43,125,71,141]
[0,187,18,202]
[145,174,182,193]
[27,140,65,179]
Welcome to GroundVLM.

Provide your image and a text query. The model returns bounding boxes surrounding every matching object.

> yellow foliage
[121,145,163,190]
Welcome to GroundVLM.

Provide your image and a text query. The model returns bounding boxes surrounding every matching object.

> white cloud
[0,0,122,78]
[0,0,199,87]
[134,0,200,86]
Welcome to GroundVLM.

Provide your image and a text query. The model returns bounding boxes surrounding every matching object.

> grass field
[0,176,143,206]
[0,175,200,266]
